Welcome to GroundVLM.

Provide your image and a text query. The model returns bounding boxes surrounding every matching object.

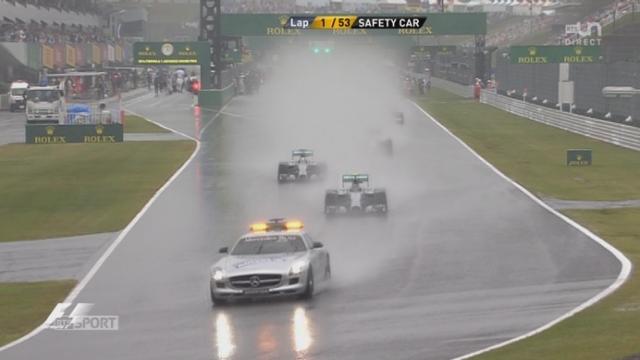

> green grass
[0,280,76,346]
[418,88,640,359]
[123,114,169,133]
[0,141,195,242]
[474,208,640,360]
[418,89,640,201]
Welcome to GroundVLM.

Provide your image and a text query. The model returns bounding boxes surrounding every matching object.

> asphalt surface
[0,233,116,282]
[0,110,25,145]
[0,90,621,360]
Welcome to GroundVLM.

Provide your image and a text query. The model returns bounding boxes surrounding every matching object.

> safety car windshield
[231,235,307,255]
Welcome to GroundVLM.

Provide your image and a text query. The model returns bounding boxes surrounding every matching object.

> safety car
[209,219,331,305]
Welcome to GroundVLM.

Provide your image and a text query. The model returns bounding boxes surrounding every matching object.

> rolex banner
[509,45,602,64]
[25,124,124,144]
[566,149,592,166]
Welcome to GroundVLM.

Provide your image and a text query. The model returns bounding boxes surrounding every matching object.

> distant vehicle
[379,138,394,156]
[394,111,405,125]
[209,219,330,305]
[278,149,327,183]
[324,174,388,216]
[25,86,65,124]
[9,80,29,112]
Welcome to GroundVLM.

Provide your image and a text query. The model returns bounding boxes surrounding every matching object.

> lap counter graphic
[282,15,427,30]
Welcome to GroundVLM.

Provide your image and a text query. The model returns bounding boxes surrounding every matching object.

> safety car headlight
[289,260,307,275]
[212,268,225,281]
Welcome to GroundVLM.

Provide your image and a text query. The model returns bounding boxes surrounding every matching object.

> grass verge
[0,280,76,346]
[417,88,640,359]
[473,208,639,360]
[0,141,195,242]
[123,114,169,133]
[418,89,640,201]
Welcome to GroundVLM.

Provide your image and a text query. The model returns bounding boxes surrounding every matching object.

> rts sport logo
[44,303,119,331]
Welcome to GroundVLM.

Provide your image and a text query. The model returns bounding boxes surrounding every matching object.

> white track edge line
[410,102,633,360]
[0,99,230,353]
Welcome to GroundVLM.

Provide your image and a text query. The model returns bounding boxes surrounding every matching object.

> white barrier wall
[482,90,640,152]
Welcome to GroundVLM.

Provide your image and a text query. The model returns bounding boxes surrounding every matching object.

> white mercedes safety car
[209,219,331,305]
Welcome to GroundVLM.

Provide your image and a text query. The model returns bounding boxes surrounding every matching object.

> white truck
[9,80,29,112]
[25,86,65,124]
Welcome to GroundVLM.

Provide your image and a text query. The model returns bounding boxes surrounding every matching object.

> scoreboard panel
[283,15,427,30]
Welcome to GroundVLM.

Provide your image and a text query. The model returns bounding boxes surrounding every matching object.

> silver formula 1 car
[324,174,388,216]
[394,111,405,125]
[277,149,327,183]
[210,219,331,305]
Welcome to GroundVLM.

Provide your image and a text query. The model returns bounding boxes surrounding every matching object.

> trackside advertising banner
[25,124,124,144]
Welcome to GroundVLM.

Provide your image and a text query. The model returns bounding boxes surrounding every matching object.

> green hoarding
[566,149,592,166]
[25,124,123,144]
[133,41,210,65]
[133,41,212,89]
[220,13,486,36]
[509,46,602,64]
[411,45,457,54]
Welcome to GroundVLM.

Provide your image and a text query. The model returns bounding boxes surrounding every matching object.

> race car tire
[277,163,290,184]
[301,269,314,300]
[324,193,335,214]
[324,257,331,280]
[378,192,388,213]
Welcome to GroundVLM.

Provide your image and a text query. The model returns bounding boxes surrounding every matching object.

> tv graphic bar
[283,15,427,30]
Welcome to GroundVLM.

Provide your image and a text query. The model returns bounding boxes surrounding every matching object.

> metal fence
[62,102,121,125]
[481,90,640,151]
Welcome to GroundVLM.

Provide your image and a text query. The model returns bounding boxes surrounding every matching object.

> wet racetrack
[1,56,622,360]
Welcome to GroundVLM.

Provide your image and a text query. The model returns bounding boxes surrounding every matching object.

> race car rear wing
[342,174,369,184]
[292,149,314,157]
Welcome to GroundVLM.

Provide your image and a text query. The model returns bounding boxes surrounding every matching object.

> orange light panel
[285,220,304,230]
[250,223,269,232]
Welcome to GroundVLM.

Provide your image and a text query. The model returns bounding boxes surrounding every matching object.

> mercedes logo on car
[249,276,261,288]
